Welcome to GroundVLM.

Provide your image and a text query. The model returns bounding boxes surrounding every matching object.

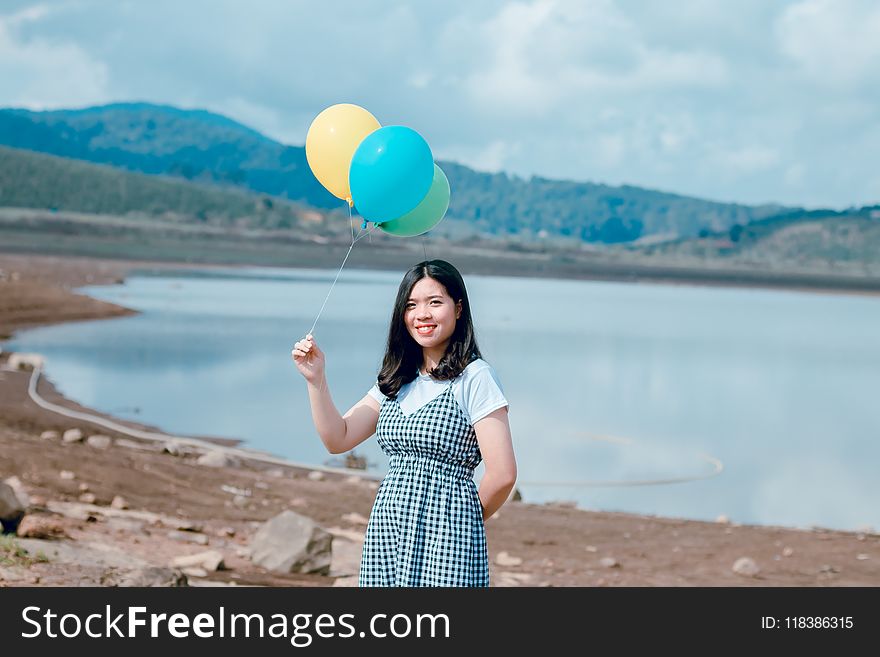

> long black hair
[377,259,482,399]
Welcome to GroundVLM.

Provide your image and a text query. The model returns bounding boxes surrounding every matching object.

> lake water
[6,266,880,532]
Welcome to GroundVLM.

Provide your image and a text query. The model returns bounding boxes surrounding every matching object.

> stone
[1,482,27,532]
[62,429,84,444]
[86,434,112,449]
[8,353,44,371]
[715,514,730,524]
[102,566,188,587]
[181,567,207,578]
[584,545,598,553]
[232,495,248,508]
[3,477,30,508]
[732,557,760,577]
[16,515,68,539]
[495,551,523,567]
[111,496,129,510]
[307,470,325,481]
[167,530,209,545]
[507,487,523,502]
[249,510,333,575]
[266,468,285,478]
[170,550,225,571]
[59,470,75,480]
[341,512,369,526]
[599,557,621,568]
[78,493,96,504]
[856,554,870,561]
[40,430,59,440]
[782,547,794,557]
[197,451,232,467]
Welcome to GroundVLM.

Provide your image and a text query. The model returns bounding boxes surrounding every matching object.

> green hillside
[0,144,315,231]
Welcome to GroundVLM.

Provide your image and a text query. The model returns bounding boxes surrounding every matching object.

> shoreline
[2,252,879,587]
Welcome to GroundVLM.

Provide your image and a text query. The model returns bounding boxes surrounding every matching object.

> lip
[415,324,436,334]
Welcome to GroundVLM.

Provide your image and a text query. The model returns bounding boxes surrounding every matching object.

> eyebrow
[406,295,444,302]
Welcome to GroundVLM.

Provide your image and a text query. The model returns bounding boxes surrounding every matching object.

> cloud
[0,3,110,108]
[0,0,877,208]
[776,0,880,89]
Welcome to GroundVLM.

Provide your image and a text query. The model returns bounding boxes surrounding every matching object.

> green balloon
[377,164,450,237]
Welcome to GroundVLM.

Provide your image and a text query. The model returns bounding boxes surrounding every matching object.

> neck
[421,343,448,373]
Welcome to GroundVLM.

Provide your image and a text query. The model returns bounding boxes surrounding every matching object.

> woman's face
[404,277,462,350]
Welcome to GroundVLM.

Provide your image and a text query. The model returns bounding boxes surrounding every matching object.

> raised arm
[292,334,381,454]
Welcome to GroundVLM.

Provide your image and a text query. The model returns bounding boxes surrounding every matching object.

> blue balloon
[349,126,434,223]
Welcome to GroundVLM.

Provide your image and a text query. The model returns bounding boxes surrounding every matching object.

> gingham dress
[359,377,489,587]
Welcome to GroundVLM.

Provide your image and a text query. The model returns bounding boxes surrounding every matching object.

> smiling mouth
[416,325,436,334]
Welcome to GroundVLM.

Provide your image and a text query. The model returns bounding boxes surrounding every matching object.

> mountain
[0,144,311,230]
[0,102,790,243]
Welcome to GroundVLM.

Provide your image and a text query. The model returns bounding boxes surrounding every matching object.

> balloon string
[422,233,428,260]
[306,203,378,339]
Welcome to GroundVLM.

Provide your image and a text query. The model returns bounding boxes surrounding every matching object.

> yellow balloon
[305,104,380,205]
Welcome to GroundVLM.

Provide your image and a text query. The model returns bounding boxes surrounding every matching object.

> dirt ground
[1,252,877,587]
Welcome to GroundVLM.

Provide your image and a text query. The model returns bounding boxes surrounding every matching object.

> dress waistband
[387,454,475,481]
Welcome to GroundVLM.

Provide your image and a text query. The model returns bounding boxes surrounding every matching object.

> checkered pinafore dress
[359,376,489,586]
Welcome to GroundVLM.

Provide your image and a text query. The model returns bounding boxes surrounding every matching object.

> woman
[291,259,516,586]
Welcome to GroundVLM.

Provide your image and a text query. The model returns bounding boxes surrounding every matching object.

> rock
[79,483,91,493]
[819,564,840,574]
[28,494,47,508]
[599,557,620,568]
[308,470,325,481]
[86,434,112,449]
[289,497,307,508]
[496,571,534,587]
[59,470,75,480]
[232,495,248,508]
[1,482,27,532]
[732,557,760,577]
[217,527,236,538]
[221,484,251,497]
[78,493,97,504]
[103,566,188,587]
[62,429,84,444]
[197,451,232,467]
[170,550,225,571]
[856,554,870,561]
[341,512,369,526]
[266,468,285,478]
[255,481,269,490]
[40,430,59,440]
[0,565,30,582]
[715,514,730,524]
[584,545,598,553]
[111,496,129,510]
[249,510,333,575]
[507,487,523,502]
[3,476,30,508]
[8,353,44,371]
[782,546,794,557]
[16,515,67,539]
[116,438,162,452]
[167,530,209,545]
[495,551,523,567]
[181,567,207,578]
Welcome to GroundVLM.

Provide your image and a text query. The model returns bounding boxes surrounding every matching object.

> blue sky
[1,0,878,209]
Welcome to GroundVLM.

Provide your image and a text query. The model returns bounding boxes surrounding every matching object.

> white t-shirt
[367,358,509,425]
